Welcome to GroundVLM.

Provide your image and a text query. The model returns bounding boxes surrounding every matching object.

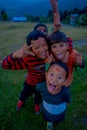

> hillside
[0,0,87,18]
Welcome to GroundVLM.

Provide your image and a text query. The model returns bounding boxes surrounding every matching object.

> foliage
[0,10,8,21]
[78,13,87,26]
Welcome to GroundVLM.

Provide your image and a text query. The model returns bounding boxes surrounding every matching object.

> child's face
[37,26,48,36]
[46,64,66,94]
[31,37,48,59]
[51,42,68,61]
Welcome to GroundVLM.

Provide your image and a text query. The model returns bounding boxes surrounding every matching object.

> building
[12,17,27,22]
[70,14,78,25]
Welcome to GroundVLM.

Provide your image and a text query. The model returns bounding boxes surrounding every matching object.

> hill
[0,0,87,18]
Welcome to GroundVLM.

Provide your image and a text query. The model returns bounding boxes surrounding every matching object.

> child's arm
[50,0,61,32]
[1,53,28,70]
[1,45,34,70]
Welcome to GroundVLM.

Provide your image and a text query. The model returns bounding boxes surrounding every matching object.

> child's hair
[47,61,68,79]
[48,31,67,45]
[26,30,48,46]
[33,22,48,33]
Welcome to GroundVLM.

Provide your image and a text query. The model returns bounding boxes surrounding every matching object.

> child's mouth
[48,83,56,92]
[40,51,47,57]
[57,53,63,59]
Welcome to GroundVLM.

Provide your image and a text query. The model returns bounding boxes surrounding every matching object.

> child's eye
[60,44,64,47]
[58,76,62,79]
[50,73,54,76]
[43,29,47,32]
[52,45,57,48]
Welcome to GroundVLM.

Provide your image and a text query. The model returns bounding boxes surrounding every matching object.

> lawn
[0,22,87,130]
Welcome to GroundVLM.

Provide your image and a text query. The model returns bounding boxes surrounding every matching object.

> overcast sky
[0,0,46,7]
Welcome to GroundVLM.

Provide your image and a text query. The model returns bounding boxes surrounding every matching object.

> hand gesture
[76,53,82,66]
[50,0,58,12]
[45,52,55,63]
[12,45,35,58]
[50,0,61,32]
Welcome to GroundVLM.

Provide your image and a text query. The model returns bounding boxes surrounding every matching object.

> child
[33,0,73,53]
[33,0,60,36]
[34,22,48,36]
[47,31,85,88]
[1,30,49,114]
[36,61,70,130]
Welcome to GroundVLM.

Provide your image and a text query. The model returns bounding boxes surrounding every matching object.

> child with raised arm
[36,61,70,130]
[33,0,73,53]
[1,30,49,114]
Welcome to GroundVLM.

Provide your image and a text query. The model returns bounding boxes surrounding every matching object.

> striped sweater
[1,53,46,86]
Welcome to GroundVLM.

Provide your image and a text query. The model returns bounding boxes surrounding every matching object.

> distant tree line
[0,10,8,21]
[0,6,87,26]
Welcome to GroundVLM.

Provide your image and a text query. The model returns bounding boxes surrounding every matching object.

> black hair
[47,61,68,79]
[26,30,49,46]
[33,22,48,33]
[48,31,67,45]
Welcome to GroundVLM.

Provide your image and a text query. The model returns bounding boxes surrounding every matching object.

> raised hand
[50,0,58,12]
[12,45,35,59]
[50,0,61,32]
[76,53,82,66]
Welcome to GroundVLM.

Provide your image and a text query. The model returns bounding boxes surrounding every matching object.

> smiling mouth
[40,52,47,57]
[56,53,63,59]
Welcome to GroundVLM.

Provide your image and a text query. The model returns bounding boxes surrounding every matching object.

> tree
[79,13,87,25]
[1,10,8,21]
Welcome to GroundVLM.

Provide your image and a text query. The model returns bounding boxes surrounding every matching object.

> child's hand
[50,0,61,32]
[45,52,55,63]
[50,0,58,12]
[53,23,61,32]
[12,45,35,58]
[76,53,82,66]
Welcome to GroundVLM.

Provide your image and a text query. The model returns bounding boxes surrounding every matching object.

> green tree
[1,10,8,21]
[79,13,87,25]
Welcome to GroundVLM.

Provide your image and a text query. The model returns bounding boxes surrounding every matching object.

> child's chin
[48,89,55,94]
[39,55,46,59]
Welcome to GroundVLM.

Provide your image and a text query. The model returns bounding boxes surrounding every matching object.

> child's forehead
[37,26,46,29]
[31,37,46,45]
[49,64,65,73]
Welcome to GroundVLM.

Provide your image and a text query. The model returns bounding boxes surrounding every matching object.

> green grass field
[0,22,87,130]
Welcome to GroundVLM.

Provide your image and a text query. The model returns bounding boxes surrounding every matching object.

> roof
[12,17,27,22]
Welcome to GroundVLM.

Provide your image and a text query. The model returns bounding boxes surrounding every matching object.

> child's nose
[51,77,57,84]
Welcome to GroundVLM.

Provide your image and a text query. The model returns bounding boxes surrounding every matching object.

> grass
[0,22,87,130]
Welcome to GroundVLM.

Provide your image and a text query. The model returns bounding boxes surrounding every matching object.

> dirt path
[73,38,87,47]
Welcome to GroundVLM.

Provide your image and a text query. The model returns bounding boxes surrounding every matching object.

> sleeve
[67,37,73,53]
[36,82,43,94]
[78,59,85,68]
[63,87,71,103]
[36,82,45,95]
[1,53,29,70]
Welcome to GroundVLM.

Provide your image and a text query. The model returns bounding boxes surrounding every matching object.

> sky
[0,0,46,7]
[0,0,87,12]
